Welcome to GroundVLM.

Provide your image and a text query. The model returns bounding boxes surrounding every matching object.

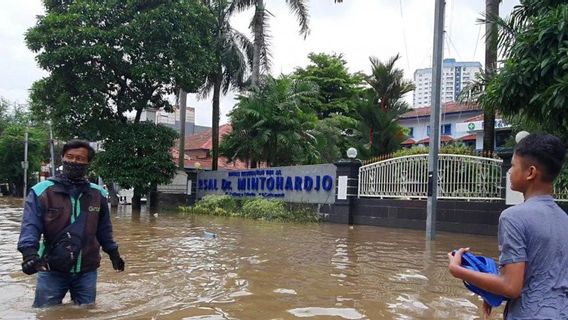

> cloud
[0,1,46,104]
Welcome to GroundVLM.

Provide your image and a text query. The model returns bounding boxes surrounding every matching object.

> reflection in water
[0,197,503,319]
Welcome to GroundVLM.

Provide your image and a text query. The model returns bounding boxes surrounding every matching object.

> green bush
[554,164,568,199]
[179,195,320,223]
[392,144,474,158]
[285,205,320,223]
[196,195,238,212]
[241,198,287,220]
[440,143,475,156]
[392,146,429,157]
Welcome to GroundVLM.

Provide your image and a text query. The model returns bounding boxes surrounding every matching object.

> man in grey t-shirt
[449,133,568,319]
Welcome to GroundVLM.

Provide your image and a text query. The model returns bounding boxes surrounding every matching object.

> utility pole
[426,0,445,240]
[49,121,56,177]
[22,128,29,207]
[482,0,499,156]
[178,88,187,169]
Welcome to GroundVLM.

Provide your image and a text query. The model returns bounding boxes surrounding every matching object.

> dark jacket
[17,176,118,273]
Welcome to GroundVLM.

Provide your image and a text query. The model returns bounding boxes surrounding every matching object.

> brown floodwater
[0,197,504,319]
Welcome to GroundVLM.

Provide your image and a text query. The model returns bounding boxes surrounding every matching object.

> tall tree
[293,52,364,119]
[200,0,253,171]
[27,0,216,139]
[484,0,568,141]
[234,0,309,87]
[359,54,414,156]
[220,75,319,166]
[92,122,178,209]
[312,114,359,163]
[366,54,415,112]
[482,0,499,155]
[293,52,364,162]
[355,92,409,157]
[0,97,10,135]
[0,106,48,197]
[26,0,216,208]
[178,88,188,169]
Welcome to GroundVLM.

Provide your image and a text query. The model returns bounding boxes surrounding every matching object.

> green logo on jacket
[88,206,100,213]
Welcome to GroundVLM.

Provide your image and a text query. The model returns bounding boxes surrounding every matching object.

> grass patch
[179,195,320,223]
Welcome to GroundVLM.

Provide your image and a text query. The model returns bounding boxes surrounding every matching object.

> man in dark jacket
[18,139,125,307]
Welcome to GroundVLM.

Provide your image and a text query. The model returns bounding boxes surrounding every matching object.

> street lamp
[515,131,530,143]
[346,147,357,159]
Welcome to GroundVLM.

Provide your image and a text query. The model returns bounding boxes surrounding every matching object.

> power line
[472,24,483,60]
[446,33,463,60]
[398,0,411,73]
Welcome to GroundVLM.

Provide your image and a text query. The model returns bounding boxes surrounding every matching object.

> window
[407,127,414,138]
[427,124,452,136]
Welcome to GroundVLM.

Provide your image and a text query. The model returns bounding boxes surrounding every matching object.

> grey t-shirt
[499,195,568,319]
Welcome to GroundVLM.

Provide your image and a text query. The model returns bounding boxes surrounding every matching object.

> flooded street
[1,197,503,319]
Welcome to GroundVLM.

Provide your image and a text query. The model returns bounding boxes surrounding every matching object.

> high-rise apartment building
[140,107,209,136]
[413,58,482,108]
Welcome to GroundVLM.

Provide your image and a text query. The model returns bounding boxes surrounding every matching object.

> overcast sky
[1,0,519,126]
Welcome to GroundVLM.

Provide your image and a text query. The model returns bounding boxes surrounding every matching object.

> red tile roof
[416,135,454,144]
[463,114,484,122]
[171,147,249,170]
[184,123,233,151]
[463,113,504,122]
[458,134,477,141]
[184,157,249,170]
[401,138,416,145]
[400,102,481,119]
[173,123,253,170]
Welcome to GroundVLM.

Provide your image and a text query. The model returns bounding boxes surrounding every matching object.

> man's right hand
[21,254,43,275]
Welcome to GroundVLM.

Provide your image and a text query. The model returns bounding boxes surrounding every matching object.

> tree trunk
[178,89,187,169]
[149,183,158,211]
[483,0,499,156]
[212,67,222,171]
[132,186,142,211]
[134,108,143,124]
[250,0,264,88]
[13,181,24,198]
[109,182,119,207]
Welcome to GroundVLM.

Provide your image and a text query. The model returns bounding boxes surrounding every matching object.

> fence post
[323,158,362,224]
[186,168,198,205]
[497,149,514,200]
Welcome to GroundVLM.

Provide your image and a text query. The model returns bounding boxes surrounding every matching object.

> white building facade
[398,103,512,151]
[413,59,482,108]
[398,103,482,147]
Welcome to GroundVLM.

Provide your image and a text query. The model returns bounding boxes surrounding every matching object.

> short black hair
[61,139,96,162]
[514,133,566,182]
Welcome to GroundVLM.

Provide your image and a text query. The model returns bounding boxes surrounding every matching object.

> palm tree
[482,0,499,155]
[356,92,410,157]
[360,54,414,156]
[221,75,319,167]
[366,54,415,112]
[233,0,310,88]
[199,0,253,170]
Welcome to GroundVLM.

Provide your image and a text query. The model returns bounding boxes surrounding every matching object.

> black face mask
[62,161,89,181]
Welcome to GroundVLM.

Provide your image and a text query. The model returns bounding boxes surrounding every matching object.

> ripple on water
[273,288,297,295]
[288,307,366,319]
